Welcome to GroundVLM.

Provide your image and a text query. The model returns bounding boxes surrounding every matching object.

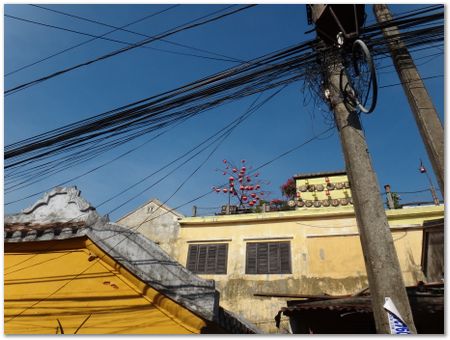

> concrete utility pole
[373,4,444,198]
[309,6,417,334]
[325,55,417,334]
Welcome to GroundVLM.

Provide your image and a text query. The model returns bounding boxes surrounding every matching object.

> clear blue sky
[4,4,444,220]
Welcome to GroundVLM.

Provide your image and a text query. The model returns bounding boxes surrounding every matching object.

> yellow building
[169,171,444,333]
[4,187,260,334]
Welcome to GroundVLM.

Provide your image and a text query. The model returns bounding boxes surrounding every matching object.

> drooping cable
[5,5,256,96]
[29,4,243,64]
[5,5,180,77]
[4,6,443,195]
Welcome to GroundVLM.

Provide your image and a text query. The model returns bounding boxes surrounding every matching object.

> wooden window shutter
[216,244,228,274]
[197,245,208,273]
[268,243,281,273]
[187,244,199,272]
[206,245,218,273]
[246,243,257,274]
[186,243,228,274]
[279,242,291,273]
[246,241,292,274]
[257,242,269,273]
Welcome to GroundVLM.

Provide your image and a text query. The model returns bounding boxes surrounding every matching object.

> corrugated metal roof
[281,283,444,316]
[282,296,372,315]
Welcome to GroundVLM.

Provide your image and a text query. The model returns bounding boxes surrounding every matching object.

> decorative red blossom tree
[212,159,270,210]
[281,177,296,200]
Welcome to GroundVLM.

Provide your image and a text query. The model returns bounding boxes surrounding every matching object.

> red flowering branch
[212,159,269,210]
[280,178,296,199]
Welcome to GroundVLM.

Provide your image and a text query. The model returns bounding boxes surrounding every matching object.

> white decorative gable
[5,187,99,224]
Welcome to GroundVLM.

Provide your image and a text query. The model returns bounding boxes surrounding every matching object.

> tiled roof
[4,221,87,242]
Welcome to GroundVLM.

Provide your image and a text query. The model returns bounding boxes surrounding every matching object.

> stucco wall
[175,205,444,333]
[117,200,182,259]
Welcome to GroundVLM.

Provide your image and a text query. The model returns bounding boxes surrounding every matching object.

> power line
[4,117,190,203]
[4,122,332,296]
[381,188,434,195]
[5,10,240,78]
[3,122,339,323]
[5,6,444,321]
[375,48,443,74]
[4,6,443,182]
[365,4,443,25]
[3,5,444,298]
[129,125,335,229]
[379,74,443,89]
[6,87,279,204]
[29,4,243,64]
[5,5,179,77]
[4,36,442,181]
[4,39,314,169]
[103,87,284,218]
[5,5,256,96]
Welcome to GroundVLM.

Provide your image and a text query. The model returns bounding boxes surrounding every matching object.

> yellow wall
[176,204,444,332]
[4,238,207,334]
[178,205,443,284]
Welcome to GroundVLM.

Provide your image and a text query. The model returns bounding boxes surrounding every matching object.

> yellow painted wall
[306,228,424,283]
[176,204,444,332]
[4,238,207,334]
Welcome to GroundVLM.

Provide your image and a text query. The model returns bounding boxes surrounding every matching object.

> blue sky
[4,4,444,219]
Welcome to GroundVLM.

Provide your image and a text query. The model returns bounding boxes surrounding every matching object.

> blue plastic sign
[383,297,411,334]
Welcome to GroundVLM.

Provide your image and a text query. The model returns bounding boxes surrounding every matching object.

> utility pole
[309,5,417,334]
[420,161,440,206]
[373,4,444,198]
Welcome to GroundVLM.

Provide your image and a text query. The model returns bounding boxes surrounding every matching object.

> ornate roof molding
[22,187,92,213]
[5,186,100,225]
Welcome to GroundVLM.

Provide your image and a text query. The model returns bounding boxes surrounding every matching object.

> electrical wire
[4,5,443,198]
[5,5,180,77]
[379,74,443,89]
[29,4,243,64]
[128,125,335,229]
[4,116,191,205]
[5,7,444,322]
[5,40,313,170]
[4,12,240,69]
[4,123,334,320]
[104,86,285,220]
[4,5,256,96]
[98,92,269,213]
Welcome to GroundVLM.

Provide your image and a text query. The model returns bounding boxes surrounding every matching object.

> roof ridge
[5,186,100,225]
